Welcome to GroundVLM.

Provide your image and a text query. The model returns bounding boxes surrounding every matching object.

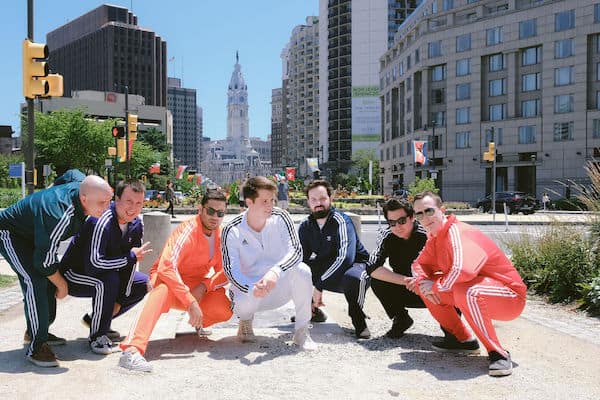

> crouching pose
[118,190,233,372]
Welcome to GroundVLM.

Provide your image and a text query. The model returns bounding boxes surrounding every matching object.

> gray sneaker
[90,335,113,355]
[119,350,153,372]
[488,351,512,377]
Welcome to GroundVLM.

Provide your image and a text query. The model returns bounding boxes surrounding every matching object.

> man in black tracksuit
[366,197,428,338]
[298,180,371,338]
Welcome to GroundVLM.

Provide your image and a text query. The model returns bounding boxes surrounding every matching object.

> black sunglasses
[414,207,436,221]
[205,207,225,217]
[387,216,409,227]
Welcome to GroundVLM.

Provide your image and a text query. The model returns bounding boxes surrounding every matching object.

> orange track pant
[422,276,525,358]
[120,283,232,355]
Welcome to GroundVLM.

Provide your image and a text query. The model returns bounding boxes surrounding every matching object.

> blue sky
[1,0,319,140]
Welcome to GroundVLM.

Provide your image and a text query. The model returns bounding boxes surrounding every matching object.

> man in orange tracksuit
[118,190,232,372]
[407,191,526,377]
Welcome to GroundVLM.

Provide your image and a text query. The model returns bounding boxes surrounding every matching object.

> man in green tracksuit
[0,170,113,367]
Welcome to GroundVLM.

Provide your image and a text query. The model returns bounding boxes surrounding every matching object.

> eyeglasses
[205,207,225,217]
[387,216,409,227]
[414,207,436,221]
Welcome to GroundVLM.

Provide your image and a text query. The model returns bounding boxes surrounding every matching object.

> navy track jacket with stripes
[60,203,142,293]
[0,169,86,276]
[298,208,369,291]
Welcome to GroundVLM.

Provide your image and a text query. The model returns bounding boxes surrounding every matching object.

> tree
[0,154,24,188]
[350,149,380,193]
[24,108,116,175]
[138,127,170,153]
[408,177,439,198]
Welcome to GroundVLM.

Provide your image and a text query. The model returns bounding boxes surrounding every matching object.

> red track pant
[120,283,232,355]
[421,276,525,358]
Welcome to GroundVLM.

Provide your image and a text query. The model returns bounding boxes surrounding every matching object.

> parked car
[475,191,537,215]
[144,189,157,201]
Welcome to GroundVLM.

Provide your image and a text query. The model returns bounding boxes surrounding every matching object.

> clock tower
[227,51,250,154]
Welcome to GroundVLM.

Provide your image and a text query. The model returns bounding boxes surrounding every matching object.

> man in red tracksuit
[407,191,526,377]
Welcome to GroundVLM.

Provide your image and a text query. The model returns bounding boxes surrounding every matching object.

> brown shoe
[24,331,66,346]
[27,342,59,367]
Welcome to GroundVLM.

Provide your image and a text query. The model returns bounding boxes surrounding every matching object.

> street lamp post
[425,121,437,181]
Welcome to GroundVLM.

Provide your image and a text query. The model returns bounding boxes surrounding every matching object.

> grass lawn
[0,274,18,289]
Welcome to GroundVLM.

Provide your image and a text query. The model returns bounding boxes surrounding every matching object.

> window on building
[456,83,471,100]
[456,107,471,124]
[522,99,541,117]
[406,98,412,112]
[407,141,412,155]
[485,128,503,145]
[522,46,542,66]
[392,145,397,159]
[554,94,574,113]
[407,76,412,90]
[555,39,574,58]
[518,126,536,144]
[593,119,600,138]
[489,53,505,71]
[429,41,442,58]
[386,147,390,160]
[432,88,445,104]
[522,73,541,92]
[553,121,574,141]
[456,58,470,76]
[407,55,412,69]
[431,65,446,81]
[596,4,600,23]
[456,131,471,149]
[555,66,574,86]
[519,19,537,39]
[597,63,600,81]
[486,27,503,46]
[489,104,507,121]
[431,111,446,126]
[415,48,420,63]
[597,91,600,109]
[489,78,506,96]
[555,10,575,32]
[456,33,471,52]
[399,61,404,76]
[443,0,454,11]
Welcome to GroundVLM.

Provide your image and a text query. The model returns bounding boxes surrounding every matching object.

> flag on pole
[148,163,160,174]
[413,141,428,166]
[285,167,296,181]
[175,165,188,180]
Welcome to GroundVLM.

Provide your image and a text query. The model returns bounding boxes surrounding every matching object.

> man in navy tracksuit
[60,179,151,355]
[298,179,371,338]
[0,170,113,367]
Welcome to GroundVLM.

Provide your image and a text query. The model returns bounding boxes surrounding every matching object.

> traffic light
[22,39,63,99]
[483,142,496,161]
[127,114,138,140]
[116,138,127,162]
[112,126,125,138]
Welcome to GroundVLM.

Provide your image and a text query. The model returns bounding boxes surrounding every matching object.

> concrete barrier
[140,212,172,274]
[345,212,362,240]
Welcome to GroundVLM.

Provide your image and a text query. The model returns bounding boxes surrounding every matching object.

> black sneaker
[488,351,512,377]
[24,331,66,346]
[432,336,480,354]
[82,313,121,341]
[385,315,414,339]
[353,317,371,339]
[290,307,328,323]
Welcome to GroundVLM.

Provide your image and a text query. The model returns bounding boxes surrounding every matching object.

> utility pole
[491,126,497,222]
[25,0,35,195]
[124,85,130,178]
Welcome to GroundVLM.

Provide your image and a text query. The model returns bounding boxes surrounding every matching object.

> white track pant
[230,262,313,329]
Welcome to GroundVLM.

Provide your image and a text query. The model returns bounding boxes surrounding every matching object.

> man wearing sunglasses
[119,190,233,372]
[365,198,428,338]
[407,191,526,377]
[298,179,371,339]
[222,176,317,351]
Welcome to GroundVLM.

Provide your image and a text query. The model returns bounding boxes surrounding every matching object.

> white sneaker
[237,319,255,343]
[293,325,318,351]
[119,350,153,372]
[196,327,213,337]
[90,335,113,355]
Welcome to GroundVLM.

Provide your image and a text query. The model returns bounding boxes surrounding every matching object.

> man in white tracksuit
[221,176,317,350]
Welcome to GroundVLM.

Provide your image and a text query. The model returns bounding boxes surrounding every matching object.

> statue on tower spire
[236,50,239,64]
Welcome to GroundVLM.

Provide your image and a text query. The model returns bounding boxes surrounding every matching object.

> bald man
[0,170,113,367]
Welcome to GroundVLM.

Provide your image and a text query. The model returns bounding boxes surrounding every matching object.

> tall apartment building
[168,77,199,170]
[197,106,204,164]
[380,0,600,202]
[271,87,285,169]
[280,16,320,175]
[319,0,421,174]
[47,4,167,107]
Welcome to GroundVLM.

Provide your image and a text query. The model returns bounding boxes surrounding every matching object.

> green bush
[553,197,588,211]
[506,224,597,304]
[0,189,22,208]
